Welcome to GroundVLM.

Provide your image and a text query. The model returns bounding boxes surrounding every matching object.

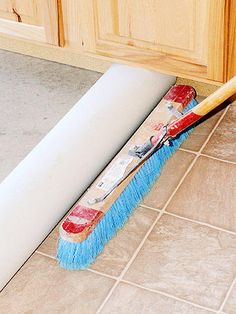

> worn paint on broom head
[57,76,236,270]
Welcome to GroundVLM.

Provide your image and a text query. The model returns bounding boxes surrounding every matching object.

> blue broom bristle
[57,99,198,270]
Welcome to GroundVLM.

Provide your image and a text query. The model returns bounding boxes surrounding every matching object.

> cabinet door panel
[0,0,59,45]
[81,0,225,82]
[96,0,207,65]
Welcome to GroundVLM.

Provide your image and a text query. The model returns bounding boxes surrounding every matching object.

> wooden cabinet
[0,0,59,45]
[0,0,235,84]
[77,0,228,83]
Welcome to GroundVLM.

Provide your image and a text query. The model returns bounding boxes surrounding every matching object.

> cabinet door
[80,0,226,82]
[0,0,59,45]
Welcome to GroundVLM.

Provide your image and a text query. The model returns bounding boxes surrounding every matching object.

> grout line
[164,212,236,236]
[140,204,165,212]
[200,153,236,165]
[36,250,119,281]
[95,281,120,313]
[140,204,165,213]
[218,276,236,312]
[141,204,236,236]
[180,148,236,165]
[35,250,56,260]
[121,279,218,313]
[87,268,118,281]
[140,204,162,212]
[179,147,198,155]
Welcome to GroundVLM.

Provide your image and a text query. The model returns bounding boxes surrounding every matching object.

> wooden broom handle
[167,76,236,138]
[193,76,236,116]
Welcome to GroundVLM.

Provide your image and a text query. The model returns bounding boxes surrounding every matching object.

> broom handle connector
[167,76,236,138]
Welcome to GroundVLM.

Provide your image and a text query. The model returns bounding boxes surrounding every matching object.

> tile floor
[0,50,236,314]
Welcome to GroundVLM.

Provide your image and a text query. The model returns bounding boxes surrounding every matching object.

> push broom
[57,76,236,270]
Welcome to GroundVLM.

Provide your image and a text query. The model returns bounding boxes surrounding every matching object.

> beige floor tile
[39,207,158,277]
[224,281,236,314]
[91,207,158,276]
[180,107,225,152]
[38,221,61,257]
[0,253,114,314]
[166,156,236,232]
[124,215,236,310]
[142,150,195,209]
[101,282,214,314]
[202,106,236,162]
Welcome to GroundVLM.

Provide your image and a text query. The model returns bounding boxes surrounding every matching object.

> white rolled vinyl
[0,64,175,290]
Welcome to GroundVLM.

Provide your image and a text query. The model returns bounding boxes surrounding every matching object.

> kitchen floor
[0,50,235,314]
